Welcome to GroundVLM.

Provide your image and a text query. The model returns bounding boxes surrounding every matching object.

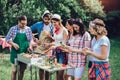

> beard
[44,22,49,25]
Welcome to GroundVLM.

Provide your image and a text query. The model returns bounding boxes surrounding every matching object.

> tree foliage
[105,11,120,37]
[0,0,105,35]
[79,0,106,18]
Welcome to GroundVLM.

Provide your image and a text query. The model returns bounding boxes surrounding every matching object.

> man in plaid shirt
[6,15,32,80]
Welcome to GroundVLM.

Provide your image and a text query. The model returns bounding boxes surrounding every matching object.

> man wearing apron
[6,15,32,80]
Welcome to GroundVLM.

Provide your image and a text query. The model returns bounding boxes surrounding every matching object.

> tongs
[28,49,34,54]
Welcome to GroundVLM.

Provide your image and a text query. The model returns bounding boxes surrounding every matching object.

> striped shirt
[6,25,32,43]
[68,31,91,67]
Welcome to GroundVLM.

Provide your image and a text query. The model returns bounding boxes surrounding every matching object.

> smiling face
[51,20,60,29]
[18,20,27,29]
[43,17,51,25]
[73,24,80,33]
[66,22,73,32]
[89,26,94,34]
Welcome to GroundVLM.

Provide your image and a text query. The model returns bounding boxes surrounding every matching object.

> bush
[0,0,106,35]
[105,11,120,38]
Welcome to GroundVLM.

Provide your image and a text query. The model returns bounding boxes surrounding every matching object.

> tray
[17,54,43,65]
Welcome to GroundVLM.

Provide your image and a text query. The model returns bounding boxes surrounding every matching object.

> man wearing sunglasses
[6,15,33,80]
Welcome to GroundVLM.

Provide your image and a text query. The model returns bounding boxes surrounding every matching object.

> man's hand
[12,42,19,50]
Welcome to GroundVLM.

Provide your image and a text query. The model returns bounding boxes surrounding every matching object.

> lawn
[0,38,120,80]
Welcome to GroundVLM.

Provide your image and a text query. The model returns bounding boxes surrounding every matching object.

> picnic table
[17,53,72,80]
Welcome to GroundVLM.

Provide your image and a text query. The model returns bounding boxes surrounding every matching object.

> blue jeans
[56,52,64,64]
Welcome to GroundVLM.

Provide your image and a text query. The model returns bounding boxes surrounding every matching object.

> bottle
[54,58,57,65]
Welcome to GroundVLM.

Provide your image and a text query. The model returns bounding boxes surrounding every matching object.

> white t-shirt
[89,36,110,62]
[43,24,51,32]
[53,27,68,46]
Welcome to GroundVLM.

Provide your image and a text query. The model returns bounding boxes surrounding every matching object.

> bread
[34,31,54,54]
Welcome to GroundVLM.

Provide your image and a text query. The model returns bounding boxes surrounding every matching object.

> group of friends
[5,10,111,80]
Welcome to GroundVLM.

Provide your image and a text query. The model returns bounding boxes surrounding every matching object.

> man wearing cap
[30,10,54,38]
[30,10,53,80]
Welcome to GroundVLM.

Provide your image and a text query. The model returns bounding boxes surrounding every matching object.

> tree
[105,11,120,37]
[0,0,106,35]
[78,0,106,18]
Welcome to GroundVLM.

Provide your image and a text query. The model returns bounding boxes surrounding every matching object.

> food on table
[34,31,54,54]
[22,53,39,58]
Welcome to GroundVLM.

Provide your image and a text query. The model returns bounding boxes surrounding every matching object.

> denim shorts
[56,52,64,64]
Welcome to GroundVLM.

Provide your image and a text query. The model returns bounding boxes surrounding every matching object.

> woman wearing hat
[51,14,68,80]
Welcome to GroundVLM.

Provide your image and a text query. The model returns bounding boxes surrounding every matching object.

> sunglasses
[89,21,105,27]
[20,22,26,27]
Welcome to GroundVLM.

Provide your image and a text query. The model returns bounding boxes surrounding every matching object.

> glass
[20,21,27,27]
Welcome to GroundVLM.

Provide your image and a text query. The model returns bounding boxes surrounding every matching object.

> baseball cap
[42,10,50,19]
[52,14,61,20]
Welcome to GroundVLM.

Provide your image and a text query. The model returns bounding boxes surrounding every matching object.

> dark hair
[43,13,51,19]
[18,15,27,21]
[67,18,74,26]
[73,18,86,36]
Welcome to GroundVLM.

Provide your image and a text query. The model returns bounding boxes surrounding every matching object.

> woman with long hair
[60,18,91,80]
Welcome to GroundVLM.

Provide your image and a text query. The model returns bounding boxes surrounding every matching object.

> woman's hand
[58,45,73,52]
[41,42,55,47]
[83,49,93,55]
[44,45,57,53]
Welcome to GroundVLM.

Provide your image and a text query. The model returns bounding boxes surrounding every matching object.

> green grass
[109,38,120,80]
[0,38,120,80]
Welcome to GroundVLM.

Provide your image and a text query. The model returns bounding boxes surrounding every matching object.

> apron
[10,33,29,64]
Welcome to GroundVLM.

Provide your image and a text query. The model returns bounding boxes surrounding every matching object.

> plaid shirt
[68,31,91,67]
[6,25,32,43]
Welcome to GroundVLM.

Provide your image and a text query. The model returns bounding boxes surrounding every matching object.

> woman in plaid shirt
[61,18,91,80]
[64,19,111,80]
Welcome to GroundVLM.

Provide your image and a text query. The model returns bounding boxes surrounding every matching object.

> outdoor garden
[0,0,120,80]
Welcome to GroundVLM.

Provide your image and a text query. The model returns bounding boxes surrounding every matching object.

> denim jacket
[30,21,54,38]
